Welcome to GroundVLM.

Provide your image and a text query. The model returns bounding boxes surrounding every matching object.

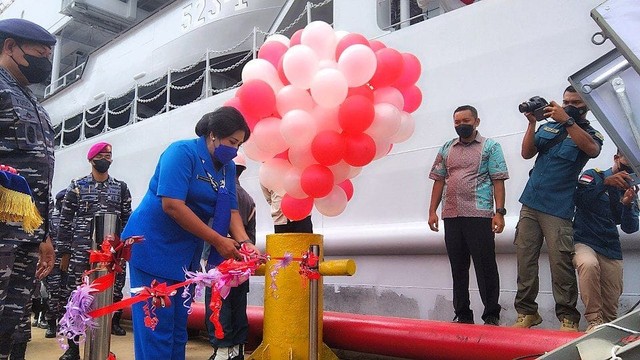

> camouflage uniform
[44,206,65,323]
[0,66,55,356]
[57,175,132,316]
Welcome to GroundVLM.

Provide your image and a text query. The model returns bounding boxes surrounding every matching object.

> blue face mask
[214,144,238,164]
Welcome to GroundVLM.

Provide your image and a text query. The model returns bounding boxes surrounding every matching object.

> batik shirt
[429,132,509,219]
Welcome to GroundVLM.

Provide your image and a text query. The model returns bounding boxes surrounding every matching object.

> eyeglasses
[93,152,112,160]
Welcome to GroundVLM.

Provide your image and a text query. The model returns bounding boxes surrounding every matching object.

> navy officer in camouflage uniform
[57,142,132,360]
[0,18,57,360]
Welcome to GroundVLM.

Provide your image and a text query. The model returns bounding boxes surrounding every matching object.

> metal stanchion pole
[308,244,320,360]
[84,212,120,360]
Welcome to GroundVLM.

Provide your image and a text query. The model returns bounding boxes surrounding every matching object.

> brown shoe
[559,318,579,332]
[586,316,604,333]
[512,313,542,328]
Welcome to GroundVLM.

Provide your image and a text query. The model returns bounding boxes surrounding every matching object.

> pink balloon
[369,48,404,89]
[343,132,376,167]
[347,165,363,179]
[373,138,392,160]
[315,185,348,217]
[276,85,314,115]
[337,179,354,201]
[392,53,421,88]
[366,103,402,140]
[311,130,345,166]
[258,41,289,68]
[259,158,292,192]
[310,68,348,108]
[329,160,352,184]
[374,87,404,110]
[389,111,415,143]
[280,109,317,147]
[288,143,317,170]
[335,33,370,60]
[369,40,387,52]
[281,194,313,221]
[290,29,303,46]
[264,34,290,47]
[399,85,422,113]
[339,95,375,134]
[283,45,319,89]
[301,164,334,198]
[275,149,289,160]
[283,167,307,199]
[242,58,283,92]
[252,117,288,155]
[347,85,375,102]
[242,137,272,162]
[312,105,340,132]
[337,44,377,87]
[301,21,337,60]
[237,80,276,119]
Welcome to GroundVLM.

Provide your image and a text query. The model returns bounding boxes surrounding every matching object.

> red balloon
[335,33,370,60]
[400,85,422,113]
[392,53,421,88]
[281,194,313,221]
[347,85,374,102]
[258,41,289,68]
[290,29,303,46]
[275,149,289,161]
[224,97,259,130]
[300,164,334,198]
[369,40,387,52]
[337,179,354,201]
[237,80,276,119]
[277,57,290,86]
[343,132,376,167]
[461,0,474,4]
[338,95,375,134]
[369,48,404,89]
[311,131,345,166]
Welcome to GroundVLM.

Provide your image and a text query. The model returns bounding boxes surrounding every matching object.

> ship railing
[44,62,86,97]
[53,0,334,149]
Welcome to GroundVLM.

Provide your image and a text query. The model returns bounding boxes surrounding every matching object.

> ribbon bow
[88,235,143,274]
[141,280,176,308]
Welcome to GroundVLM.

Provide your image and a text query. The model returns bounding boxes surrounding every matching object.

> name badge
[542,126,560,134]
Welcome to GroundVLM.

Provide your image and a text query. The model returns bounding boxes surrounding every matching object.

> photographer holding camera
[512,86,604,331]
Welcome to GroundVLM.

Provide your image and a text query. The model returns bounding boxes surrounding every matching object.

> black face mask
[92,159,111,174]
[564,105,588,122]
[11,45,52,84]
[455,124,475,139]
[619,163,634,174]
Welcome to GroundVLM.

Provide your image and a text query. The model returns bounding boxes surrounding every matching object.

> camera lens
[518,102,530,113]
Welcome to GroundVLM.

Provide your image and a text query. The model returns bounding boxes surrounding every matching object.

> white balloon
[312,105,340,132]
[242,58,284,92]
[373,139,392,160]
[347,165,362,179]
[314,185,348,217]
[264,34,290,47]
[389,111,416,143]
[276,85,314,116]
[329,160,352,184]
[282,45,319,90]
[259,158,292,192]
[310,68,348,108]
[243,137,273,162]
[337,44,377,87]
[253,117,289,155]
[365,103,402,140]
[288,143,317,170]
[374,87,405,110]
[283,167,307,199]
[301,21,337,60]
[281,109,317,147]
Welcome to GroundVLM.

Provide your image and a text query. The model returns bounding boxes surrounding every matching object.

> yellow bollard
[248,233,356,360]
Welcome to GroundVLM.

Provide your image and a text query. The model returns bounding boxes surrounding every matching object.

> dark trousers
[274,216,313,233]
[204,281,249,348]
[444,217,501,321]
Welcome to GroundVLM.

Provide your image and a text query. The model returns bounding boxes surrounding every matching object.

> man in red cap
[0,18,57,359]
[57,142,132,360]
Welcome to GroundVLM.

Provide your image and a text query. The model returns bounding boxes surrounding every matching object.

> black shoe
[59,341,80,360]
[111,312,127,336]
[10,341,27,360]
[45,319,57,338]
[484,316,500,326]
[452,315,474,324]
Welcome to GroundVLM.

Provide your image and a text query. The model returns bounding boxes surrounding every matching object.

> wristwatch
[563,117,575,127]
[496,208,507,216]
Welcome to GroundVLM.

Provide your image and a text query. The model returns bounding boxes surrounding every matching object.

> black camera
[519,96,549,121]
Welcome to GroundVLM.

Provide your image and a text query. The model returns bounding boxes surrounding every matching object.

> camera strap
[537,129,568,154]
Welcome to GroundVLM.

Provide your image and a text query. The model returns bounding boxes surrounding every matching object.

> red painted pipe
[124,304,581,359]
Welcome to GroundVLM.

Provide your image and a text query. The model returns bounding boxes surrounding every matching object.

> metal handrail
[45,62,86,97]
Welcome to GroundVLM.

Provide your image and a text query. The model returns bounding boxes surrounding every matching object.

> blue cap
[0,19,56,46]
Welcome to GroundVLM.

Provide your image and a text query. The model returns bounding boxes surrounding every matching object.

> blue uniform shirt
[574,168,639,260]
[519,121,603,220]
[123,137,238,281]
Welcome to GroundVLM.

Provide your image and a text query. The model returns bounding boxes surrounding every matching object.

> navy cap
[0,19,56,46]
[55,189,66,201]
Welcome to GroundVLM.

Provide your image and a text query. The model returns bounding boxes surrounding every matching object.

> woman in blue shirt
[122,106,258,360]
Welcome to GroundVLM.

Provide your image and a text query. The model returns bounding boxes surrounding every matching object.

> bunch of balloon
[227,21,422,221]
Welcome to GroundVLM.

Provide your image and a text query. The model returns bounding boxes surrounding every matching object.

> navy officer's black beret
[0,18,56,46]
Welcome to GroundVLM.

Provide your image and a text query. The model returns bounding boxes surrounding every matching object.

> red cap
[87,142,111,160]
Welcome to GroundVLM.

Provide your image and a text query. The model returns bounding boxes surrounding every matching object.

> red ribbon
[209,286,224,339]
